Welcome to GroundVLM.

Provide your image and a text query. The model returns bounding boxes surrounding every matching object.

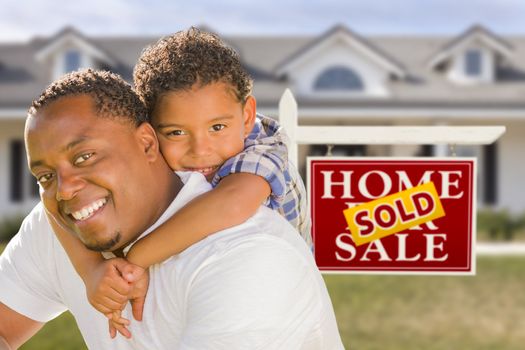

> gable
[276,28,404,97]
[428,25,514,85]
[35,28,117,80]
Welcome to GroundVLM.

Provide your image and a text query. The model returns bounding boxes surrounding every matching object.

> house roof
[2,24,525,112]
[428,24,514,69]
[274,24,407,79]
[35,26,119,66]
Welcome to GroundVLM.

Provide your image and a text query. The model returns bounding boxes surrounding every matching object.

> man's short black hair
[133,27,253,118]
[29,69,148,126]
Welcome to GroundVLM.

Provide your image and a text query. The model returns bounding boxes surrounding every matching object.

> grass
[2,242,524,349]
[326,256,525,350]
[20,312,86,350]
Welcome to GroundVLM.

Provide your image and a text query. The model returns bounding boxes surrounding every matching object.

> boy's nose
[190,136,212,156]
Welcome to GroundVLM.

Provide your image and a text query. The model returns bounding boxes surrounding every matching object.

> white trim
[296,108,525,119]
[278,90,506,166]
[0,109,27,119]
[278,89,298,167]
[276,29,405,79]
[260,107,525,120]
[429,31,512,69]
[35,32,115,66]
[295,126,505,145]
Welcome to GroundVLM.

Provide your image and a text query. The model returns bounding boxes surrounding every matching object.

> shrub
[477,209,521,241]
[0,215,25,243]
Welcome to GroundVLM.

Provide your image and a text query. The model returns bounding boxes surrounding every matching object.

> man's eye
[74,153,93,165]
[167,129,186,136]
[210,124,225,132]
[37,173,54,184]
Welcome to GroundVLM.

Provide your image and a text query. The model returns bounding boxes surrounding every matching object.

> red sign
[308,158,476,275]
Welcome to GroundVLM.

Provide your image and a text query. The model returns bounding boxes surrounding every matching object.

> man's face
[26,95,160,252]
[152,82,256,181]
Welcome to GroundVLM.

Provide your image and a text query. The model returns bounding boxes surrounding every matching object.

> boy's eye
[210,124,226,132]
[167,129,186,136]
[37,173,54,184]
[74,153,94,165]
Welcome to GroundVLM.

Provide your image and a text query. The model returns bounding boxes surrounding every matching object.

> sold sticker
[343,182,445,246]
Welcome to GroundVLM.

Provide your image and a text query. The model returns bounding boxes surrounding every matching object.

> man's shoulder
[17,202,54,238]
[177,206,312,268]
[2,202,57,256]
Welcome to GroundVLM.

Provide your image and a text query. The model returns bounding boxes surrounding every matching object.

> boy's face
[152,82,256,181]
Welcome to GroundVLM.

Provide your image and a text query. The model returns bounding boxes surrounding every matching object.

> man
[0,69,344,349]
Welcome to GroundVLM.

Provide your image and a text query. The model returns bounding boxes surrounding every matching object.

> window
[314,66,364,91]
[483,143,497,205]
[9,140,23,202]
[417,145,434,157]
[465,50,482,77]
[9,139,40,202]
[309,144,367,157]
[29,171,40,198]
[64,50,81,72]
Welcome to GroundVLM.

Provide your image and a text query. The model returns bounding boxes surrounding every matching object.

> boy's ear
[242,95,257,137]
[135,122,160,162]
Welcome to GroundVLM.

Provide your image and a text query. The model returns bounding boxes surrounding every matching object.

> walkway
[476,242,525,256]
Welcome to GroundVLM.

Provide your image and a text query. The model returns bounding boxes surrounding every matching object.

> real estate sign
[308,158,476,274]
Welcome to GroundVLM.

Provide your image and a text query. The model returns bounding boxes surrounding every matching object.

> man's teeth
[71,198,107,221]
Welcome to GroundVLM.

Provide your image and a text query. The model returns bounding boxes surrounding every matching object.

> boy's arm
[212,114,290,209]
[126,173,270,268]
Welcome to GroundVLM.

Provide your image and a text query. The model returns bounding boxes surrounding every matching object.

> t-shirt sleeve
[177,236,321,349]
[211,115,290,209]
[0,204,67,322]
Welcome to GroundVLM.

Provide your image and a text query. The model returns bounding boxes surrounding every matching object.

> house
[1,24,525,220]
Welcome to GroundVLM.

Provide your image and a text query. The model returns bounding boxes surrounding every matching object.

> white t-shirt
[0,172,344,349]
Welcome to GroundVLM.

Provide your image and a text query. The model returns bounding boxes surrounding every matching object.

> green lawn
[1,241,524,349]
[20,312,86,350]
[326,256,525,350]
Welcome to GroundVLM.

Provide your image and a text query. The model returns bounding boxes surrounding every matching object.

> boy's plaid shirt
[211,114,312,249]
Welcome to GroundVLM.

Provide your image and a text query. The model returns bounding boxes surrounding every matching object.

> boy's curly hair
[133,27,253,117]
[29,69,147,126]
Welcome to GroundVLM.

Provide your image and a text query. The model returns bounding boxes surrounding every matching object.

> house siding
[0,25,524,220]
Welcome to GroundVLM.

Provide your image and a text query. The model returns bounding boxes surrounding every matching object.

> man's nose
[55,170,84,201]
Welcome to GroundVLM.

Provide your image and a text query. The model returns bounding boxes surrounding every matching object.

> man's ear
[242,96,257,137]
[135,122,160,162]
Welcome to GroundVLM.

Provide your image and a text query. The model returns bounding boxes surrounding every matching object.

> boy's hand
[108,310,131,339]
[106,262,150,339]
[119,263,150,322]
[84,258,131,315]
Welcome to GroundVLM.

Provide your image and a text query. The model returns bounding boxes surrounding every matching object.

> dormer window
[64,50,81,72]
[314,66,364,91]
[465,50,482,77]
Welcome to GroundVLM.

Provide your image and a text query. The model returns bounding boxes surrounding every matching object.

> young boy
[51,28,311,337]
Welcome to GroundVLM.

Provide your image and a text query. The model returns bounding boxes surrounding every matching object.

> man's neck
[110,171,183,257]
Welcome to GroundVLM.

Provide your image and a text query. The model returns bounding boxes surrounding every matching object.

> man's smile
[67,197,108,222]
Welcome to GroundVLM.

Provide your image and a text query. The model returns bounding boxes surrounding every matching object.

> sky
[2,0,525,42]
